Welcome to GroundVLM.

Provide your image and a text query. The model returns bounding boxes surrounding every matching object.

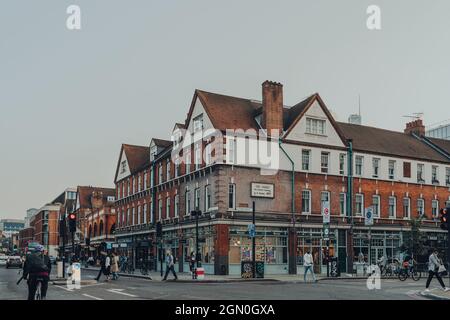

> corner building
[114,81,450,275]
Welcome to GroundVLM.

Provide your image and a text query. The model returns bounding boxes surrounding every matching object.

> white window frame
[185,190,191,215]
[301,190,311,214]
[388,160,396,180]
[403,197,411,219]
[143,203,147,224]
[339,154,346,175]
[355,156,363,176]
[446,167,450,186]
[355,194,364,216]
[339,193,346,216]
[306,117,326,135]
[388,196,396,219]
[372,195,380,218]
[417,164,424,183]
[194,188,200,210]
[132,207,135,225]
[166,197,171,219]
[195,144,201,170]
[301,150,310,171]
[321,152,329,174]
[432,166,439,184]
[432,200,439,218]
[372,158,380,178]
[158,198,162,221]
[159,163,163,184]
[417,198,425,217]
[205,185,211,211]
[174,195,179,218]
[166,159,171,181]
[137,205,141,225]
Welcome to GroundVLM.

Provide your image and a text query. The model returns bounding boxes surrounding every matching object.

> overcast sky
[1,0,450,219]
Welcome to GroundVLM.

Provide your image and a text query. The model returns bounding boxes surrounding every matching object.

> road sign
[322,202,330,224]
[365,207,374,226]
[323,223,330,241]
[248,224,256,238]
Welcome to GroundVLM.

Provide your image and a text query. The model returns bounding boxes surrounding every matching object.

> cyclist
[377,255,387,274]
[22,245,51,300]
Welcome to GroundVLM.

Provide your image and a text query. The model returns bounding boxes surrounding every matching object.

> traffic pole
[252,201,256,279]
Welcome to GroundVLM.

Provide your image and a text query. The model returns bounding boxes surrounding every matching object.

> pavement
[2,264,447,300]
[80,265,368,283]
[420,288,450,300]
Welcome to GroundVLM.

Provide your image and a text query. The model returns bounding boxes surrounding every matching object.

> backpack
[27,254,48,274]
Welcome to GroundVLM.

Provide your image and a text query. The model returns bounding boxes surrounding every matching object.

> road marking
[82,293,104,300]
[106,289,138,297]
[54,285,74,292]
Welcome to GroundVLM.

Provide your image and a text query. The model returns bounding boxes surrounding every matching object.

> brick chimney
[404,119,425,136]
[262,81,283,136]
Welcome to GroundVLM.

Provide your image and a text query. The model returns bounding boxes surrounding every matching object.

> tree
[400,217,428,261]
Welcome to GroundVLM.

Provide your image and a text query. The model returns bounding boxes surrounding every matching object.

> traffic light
[440,208,448,231]
[156,221,162,238]
[68,213,77,233]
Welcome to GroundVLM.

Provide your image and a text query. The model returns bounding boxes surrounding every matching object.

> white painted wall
[116,151,131,182]
[285,100,346,148]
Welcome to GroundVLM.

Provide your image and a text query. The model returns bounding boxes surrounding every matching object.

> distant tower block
[348,114,362,125]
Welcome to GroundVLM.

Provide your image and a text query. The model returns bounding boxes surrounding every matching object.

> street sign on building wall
[365,207,374,226]
[322,201,330,224]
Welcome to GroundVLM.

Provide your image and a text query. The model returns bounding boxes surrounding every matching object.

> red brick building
[18,227,34,250]
[113,80,450,275]
[29,205,61,257]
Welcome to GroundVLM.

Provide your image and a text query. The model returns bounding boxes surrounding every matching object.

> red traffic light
[69,214,76,220]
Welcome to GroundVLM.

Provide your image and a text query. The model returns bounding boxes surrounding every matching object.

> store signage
[112,244,119,248]
[251,183,274,198]
[322,201,330,224]
[365,207,374,226]
[119,243,128,248]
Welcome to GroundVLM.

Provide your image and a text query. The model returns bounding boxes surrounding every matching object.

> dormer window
[306,118,326,135]
[172,130,182,149]
[193,114,204,132]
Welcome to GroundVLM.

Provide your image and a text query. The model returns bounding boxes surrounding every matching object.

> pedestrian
[162,250,178,281]
[111,252,119,280]
[377,255,387,274]
[424,249,449,292]
[95,251,108,282]
[189,251,196,278]
[303,251,317,282]
[105,253,111,281]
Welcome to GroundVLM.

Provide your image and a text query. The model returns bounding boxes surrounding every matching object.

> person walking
[189,251,196,279]
[111,252,119,280]
[162,250,178,281]
[424,249,449,292]
[95,251,108,282]
[303,251,317,282]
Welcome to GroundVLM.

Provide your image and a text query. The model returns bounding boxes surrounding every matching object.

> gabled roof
[186,90,262,131]
[114,144,150,182]
[426,137,450,156]
[151,138,172,148]
[337,122,450,163]
[76,186,115,209]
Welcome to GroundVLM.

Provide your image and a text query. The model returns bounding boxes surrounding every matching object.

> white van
[0,255,8,266]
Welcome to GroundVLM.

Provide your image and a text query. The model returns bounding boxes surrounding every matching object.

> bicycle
[126,262,135,274]
[34,277,44,300]
[398,266,421,281]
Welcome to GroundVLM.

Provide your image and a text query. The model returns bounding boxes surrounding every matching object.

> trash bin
[241,261,264,278]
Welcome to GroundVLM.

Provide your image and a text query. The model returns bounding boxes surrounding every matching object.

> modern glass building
[426,123,450,140]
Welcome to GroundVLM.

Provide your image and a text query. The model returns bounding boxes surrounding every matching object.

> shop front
[296,227,338,275]
[228,226,288,275]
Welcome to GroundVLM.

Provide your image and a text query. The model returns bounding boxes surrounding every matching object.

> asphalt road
[0,266,439,300]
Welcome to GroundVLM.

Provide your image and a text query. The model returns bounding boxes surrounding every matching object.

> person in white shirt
[303,251,317,282]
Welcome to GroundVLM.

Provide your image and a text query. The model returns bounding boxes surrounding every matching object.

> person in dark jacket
[95,251,108,282]
[23,245,51,300]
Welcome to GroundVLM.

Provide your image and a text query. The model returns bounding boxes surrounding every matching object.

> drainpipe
[346,139,354,273]
[278,138,296,274]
